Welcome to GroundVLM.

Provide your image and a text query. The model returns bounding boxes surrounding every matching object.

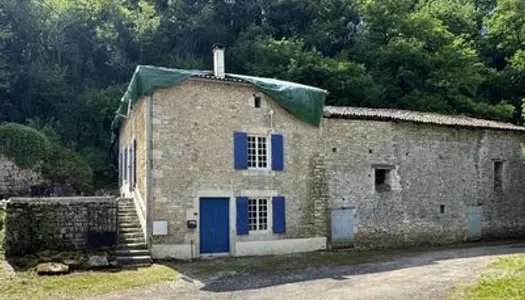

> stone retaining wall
[0,155,43,198]
[4,197,117,256]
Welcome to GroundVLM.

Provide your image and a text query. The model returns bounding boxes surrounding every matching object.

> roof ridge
[323,106,525,132]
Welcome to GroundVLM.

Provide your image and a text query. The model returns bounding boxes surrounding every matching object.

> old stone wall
[4,197,117,256]
[150,78,323,250]
[0,155,43,198]
[138,76,525,256]
[119,96,148,236]
[323,119,525,249]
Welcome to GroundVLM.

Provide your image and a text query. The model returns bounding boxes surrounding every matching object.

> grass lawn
[0,210,179,300]
[449,254,525,300]
[0,265,178,300]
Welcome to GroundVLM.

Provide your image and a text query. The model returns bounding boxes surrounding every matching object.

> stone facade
[0,155,43,198]
[323,119,525,249]
[119,95,148,237]
[4,197,117,256]
[118,75,525,259]
[147,78,325,258]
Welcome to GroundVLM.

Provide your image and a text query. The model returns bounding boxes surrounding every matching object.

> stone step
[119,237,146,244]
[116,255,152,265]
[118,214,138,218]
[120,232,144,238]
[119,220,140,225]
[118,205,136,209]
[115,249,150,256]
[119,223,141,229]
[119,227,143,234]
[118,206,136,210]
[118,201,134,204]
[118,217,139,222]
[118,242,148,250]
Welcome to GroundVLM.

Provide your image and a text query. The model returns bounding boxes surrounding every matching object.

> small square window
[374,167,393,192]
[440,205,445,214]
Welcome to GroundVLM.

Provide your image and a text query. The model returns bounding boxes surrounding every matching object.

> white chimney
[212,43,225,79]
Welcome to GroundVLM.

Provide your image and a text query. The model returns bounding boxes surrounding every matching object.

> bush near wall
[0,123,94,196]
[0,123,51,169]
[41,145,94,195]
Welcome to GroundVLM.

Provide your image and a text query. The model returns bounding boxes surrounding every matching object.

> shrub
[0,123,51,169]
[41,145,94,195]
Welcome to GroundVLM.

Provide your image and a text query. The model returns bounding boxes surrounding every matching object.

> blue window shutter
[233,132,248,170]
[271,134,284,171]
[273,196,286,233]
[236,197,249,235]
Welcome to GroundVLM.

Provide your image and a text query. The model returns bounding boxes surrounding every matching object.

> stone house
[115,46,525,260]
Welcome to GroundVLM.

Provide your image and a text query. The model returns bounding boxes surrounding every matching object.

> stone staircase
[116,198,152,268]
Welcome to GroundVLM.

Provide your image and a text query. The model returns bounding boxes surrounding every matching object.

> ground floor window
[248,198,269,231]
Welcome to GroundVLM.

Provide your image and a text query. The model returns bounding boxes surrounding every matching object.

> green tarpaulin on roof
[111,65,327,132]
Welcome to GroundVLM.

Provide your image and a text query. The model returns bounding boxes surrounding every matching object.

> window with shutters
[247,135,268,169]
[248,198,270,232]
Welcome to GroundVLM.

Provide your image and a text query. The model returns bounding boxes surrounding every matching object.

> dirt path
[96,243,525,300]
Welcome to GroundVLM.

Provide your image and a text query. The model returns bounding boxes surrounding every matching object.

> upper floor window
[248,135,268,169]
[253,94,262,108]
[234,131,283,171]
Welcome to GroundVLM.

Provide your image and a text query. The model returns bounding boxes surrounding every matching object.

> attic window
[253,94,261,108]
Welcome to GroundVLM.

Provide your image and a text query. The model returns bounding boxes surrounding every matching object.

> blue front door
[200,198,230,254]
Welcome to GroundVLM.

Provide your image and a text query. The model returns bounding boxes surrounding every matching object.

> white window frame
[248,197,272,233]
[247,134,270,170]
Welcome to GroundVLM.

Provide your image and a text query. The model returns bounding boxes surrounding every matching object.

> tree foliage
[1,0,525,191]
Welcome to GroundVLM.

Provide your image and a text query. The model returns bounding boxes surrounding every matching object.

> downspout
[146,96,153,249]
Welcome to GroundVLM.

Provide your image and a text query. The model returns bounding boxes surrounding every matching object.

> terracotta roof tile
[323,106,525,132]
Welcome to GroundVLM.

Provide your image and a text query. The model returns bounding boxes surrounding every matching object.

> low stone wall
[4,197,117,256]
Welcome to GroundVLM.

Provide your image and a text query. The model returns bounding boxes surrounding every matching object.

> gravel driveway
[97,243,525,300]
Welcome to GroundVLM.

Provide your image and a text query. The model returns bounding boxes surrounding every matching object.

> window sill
[375,184,392,193]
[241,169,276,177]
[248,230,272,235]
